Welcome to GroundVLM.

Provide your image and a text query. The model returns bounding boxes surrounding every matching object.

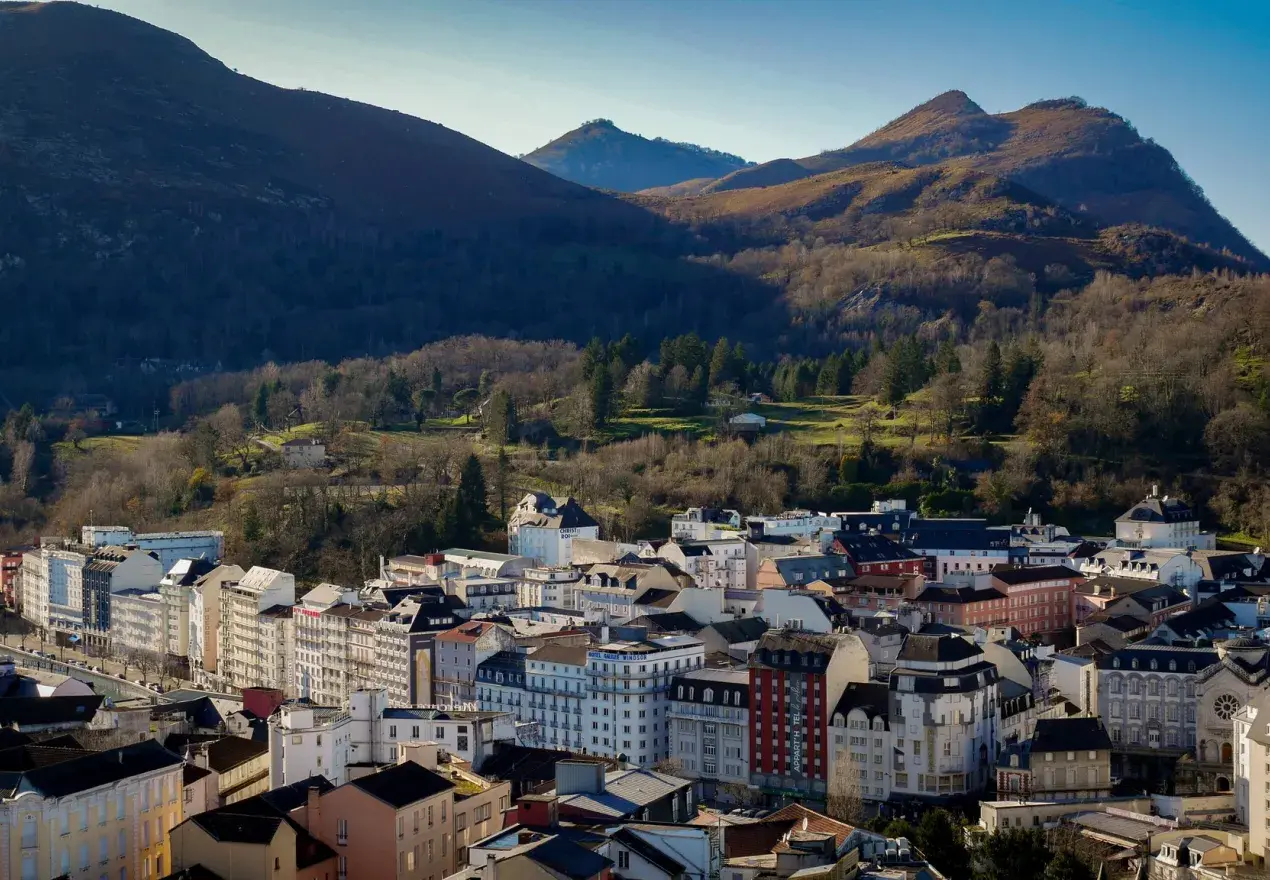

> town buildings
[1115,488,1216,550]
[281,437,326,467]
[80,525,224,572]
[508,493,600,567]
[826,533,924,577]
[829,681,892,804]
[656,538,749,591]
[81,545,165,647]
[746,511,841,540]
[111,587,167,655]
[523,644,589,752]
[748,630,870,804]
[888,633,1001,799]
[667,667,750,801]
[218,566,297,693]
[293,583,365,706]
[901,518,1019,581]
[188,563,246,684]
[671,507,743,541]
[158,556,216,661]
[434,621,516,706]
[996,717,1113,801]
[987,565,1085,636]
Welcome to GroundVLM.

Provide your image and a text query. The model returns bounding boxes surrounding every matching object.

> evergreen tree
[980,828,1051,880]
[478,370,494,400]
[709,338,733,388]
[252,384,270,427]
[431,367,443,398]
[935,338,962,374]
[495,446,511,524]
[589,362,613,428]
[485,390,516,446]
[1043,850,1094,880]
[1002,343,1040,427]
[816,355,841,395]
[611,333,639,372]
[731,342,749,391]
[455,453,488,543]
[915,810,971,880]
[581,336,606,381]
[834,351,854,395]
[974,341,1005,434]
[689,365,709,411]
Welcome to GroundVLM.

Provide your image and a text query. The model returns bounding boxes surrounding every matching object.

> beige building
[282,437,327,468]
[997,717,1113,801]
[0,739,183,880]
[189,563,246,684]
[293,582,364,706]
[169,797,337,880]
[219,566,296,693]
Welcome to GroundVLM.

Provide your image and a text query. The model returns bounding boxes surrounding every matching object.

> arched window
[1113,659,1121,669]
[1167,679,1178,697]
[688,687,694,700]
[703,688,714,703]
[1150,659,1158,671]
[1131,659,1139,670]
[834,714,845,728]
[722,691,730,705]
[1169,660,1177,671]
[1187,661,1196,672]
[677,686,683,699]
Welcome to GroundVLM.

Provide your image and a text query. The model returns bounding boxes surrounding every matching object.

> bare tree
[826,753,865,825]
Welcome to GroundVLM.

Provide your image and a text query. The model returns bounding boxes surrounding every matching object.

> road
[0,631,197,694]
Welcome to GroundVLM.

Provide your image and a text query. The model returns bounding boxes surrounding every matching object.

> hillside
[523,119,751,192]
[0,2,775,400]
[702,92,1268,268]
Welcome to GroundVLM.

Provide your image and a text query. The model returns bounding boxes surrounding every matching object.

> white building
[80,526,223,572]
[1236,689,1270,860]
[443,549,535,580]
[267,687,516,786]
[1087,644,1217,752]
[292,583,363,706]
[517,567,583,610]
[507,493,600,567]
[280,437,326,468]
[440,573,519,614]
[218,566,296,693]
[584,633,706,768]
[667,667,750,801]
[1078,548,1206,588]
[158,558,217,660]
[829,682,892,804]
[889,634,1001,798]
[671,508,743,541]
[1115,487,1216,550]
[188,564,245,685]
[746,510,841,540]
[524,643,589,751]
[656,538,749,591]
[110,588,167,656]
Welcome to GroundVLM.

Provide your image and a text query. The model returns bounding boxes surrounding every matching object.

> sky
[94,0,1270,253]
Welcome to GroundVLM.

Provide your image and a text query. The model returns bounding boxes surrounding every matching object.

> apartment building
[828,682,892,805]
[656,538,749,590]
[517,567,583,609]
[82,545,165,649]
[168,794,336,880]
[111,587,167,655]
[0,546,29,608]
[996,717,1112,801]
[749,630,870,805]
[375,593,463,706]
[19,540,95,635]
[188,563,246,684]
[1088,645,1218,754]
[434,621,516,706]
[668,667,750,801]
[159,557,217,660]
[349,607,386,694]
[888,634,1001,799]
[0,739,184,880]
[584,632,706,767]
[524,643,589,752]
[1114,488,1215,550]
[293,583,364,706]
[671,507,743,540]
[440,573,520,615]
[219,566,297,693]
[987,565,1086,636]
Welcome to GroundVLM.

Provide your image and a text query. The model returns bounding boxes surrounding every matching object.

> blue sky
[97,0,1270,253]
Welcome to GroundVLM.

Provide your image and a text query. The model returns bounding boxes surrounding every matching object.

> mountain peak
[904,89,985,118]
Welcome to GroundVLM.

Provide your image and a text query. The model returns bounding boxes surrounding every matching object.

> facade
[0,739,184,880]
[988,565,1086,636]
[0,546,27,608]
[829,681,892,804]
[81,525,224,572]
[441,574,520,614]
[1072,578,1192,627]
[827,533,924,577]
[584,633,707,767]
[168,797,336,880]
[524,644,589,752]
[1235,690,1270,858]
[1193,639,1269,784]
[1115,488,1215,550]
[900,519,1018,581]
[912,586,1010,629]
[375,594,463,706]
[748,630,870,804]
[158,556,217,660]
[996,717,1113,801]
[517,567,583,610]
[508,493,601,567]
[434,621,516,706]
[888,634,1001,799]
[746,511,841,540]
[281,437,326,467]
[111,587,167,655]
[81,545,166,648]
[755,555,851,590]
[188,563,246,683]
[1078,548,1206,589]
[293,582,364,706]
[218,566,297,692]
[668,668,750,800]
[671,508,743,541]
[657,538,749,591]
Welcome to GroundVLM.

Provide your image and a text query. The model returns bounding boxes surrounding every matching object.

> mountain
[702,92,1268,268]
[523,119,752,192]
[0,2,775,399]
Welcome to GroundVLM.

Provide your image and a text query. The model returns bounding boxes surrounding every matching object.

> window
[619,851,630,870]
[337,818,348,845]
[398,816,405,839]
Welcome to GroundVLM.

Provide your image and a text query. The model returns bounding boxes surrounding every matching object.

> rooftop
[347,760,456,808]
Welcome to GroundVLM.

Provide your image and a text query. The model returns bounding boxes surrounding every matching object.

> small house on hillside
[281,438,325,468]
[728,412,767,433]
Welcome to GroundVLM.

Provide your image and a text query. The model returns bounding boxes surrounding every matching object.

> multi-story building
[188,563,246,684]
[159,556,217,660]
[671,507,743,540]
[1072,578,1191,627]
[80,525,224,571]
[1234,690,1270,850]
[111,587,167,655]
[81,545,165,649]
[434,621,516,706]
[748,630,870,805]
[668,667,750,801]
[440,573,519,615]
[1194,638,1269,786]
[888,633,1000,799]
[900,518,1020,581]
[826,532,924,577]
[0,739,184,880]
[219,566,297,693]
[912,585,1010,629]
[293,583,364,706]
[476,650,531,741]
[375,593,463,706]
[1114,487,1215,550]
[349,606,386,694]
[168,793,336,880]
[828,681,891,804]
[0,545,31,609]
[755,555,851,589]
[524,643,589,752]
[584,632,706,767]
[508,493,601,567]
[657,538,749,590]
[996,717,1113,801]
[517,567,583,609]
[267,688,517,787]
[746,511,841,540]
[987,565,1086,636]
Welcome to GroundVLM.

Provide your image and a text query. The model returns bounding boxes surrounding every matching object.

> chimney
[1151,484,1159,498]
[306,785,321,832]
[486,853,499,880]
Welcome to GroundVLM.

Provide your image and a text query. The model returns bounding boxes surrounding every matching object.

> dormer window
[1113,659,1120,669]
[1150,659,1158,670]
[1131,659,1139,670]
[1169,661,1177,671]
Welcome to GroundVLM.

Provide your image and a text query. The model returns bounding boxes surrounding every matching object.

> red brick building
[828,532,925,577]
[989,565,1086,636]
[748,630,870,805]
[0,547,30,609]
